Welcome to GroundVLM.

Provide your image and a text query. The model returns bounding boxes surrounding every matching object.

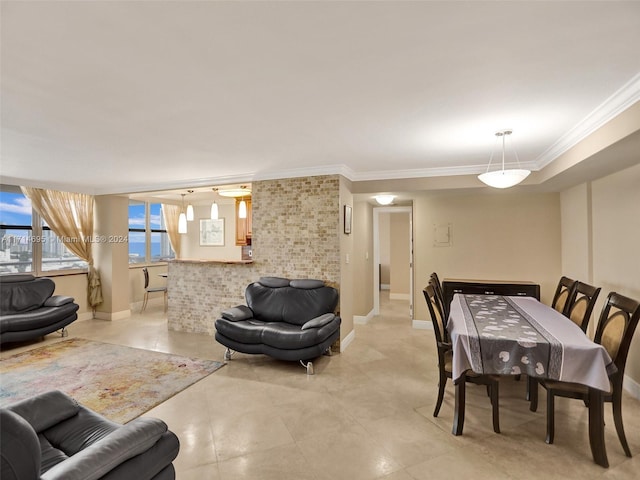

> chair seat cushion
[542,379,611,394]
[215,317,340,350]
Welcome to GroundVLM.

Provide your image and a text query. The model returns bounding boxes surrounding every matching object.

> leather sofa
[0,275,79,345]
[0,390,180,480]
[215,277,341,374]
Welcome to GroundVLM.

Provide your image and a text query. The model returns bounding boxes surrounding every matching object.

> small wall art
[200,218,224,246]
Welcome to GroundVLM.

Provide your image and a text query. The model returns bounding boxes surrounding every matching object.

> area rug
[0,338,224,423]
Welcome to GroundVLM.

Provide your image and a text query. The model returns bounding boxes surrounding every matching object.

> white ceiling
[2,1,640,196]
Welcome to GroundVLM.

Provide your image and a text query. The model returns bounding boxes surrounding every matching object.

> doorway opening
[373,206,413,321]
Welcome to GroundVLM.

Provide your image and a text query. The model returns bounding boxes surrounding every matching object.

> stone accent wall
[252,175,341,284]
[168,175,342,334]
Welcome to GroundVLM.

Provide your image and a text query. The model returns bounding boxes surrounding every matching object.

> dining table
[447,293,616,467]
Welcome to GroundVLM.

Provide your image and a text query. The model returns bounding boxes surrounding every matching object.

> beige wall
[379,213,390,286]
[413,191,562,322]
[180,202,243,261]
[353,200,374,317]
[560,183,591,281]
[389,212,410,297]
[94,195,131,320]
[561,162,640,387]
[48,273,91,318]
[339,177,355,345]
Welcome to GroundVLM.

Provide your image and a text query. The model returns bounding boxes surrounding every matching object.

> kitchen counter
[167,259,256,334]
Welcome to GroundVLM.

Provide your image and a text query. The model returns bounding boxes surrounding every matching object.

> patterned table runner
[459,294,562,378]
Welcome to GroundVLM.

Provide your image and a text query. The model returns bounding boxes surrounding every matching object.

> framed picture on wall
[344,205,352,234]
[200,218,224,246]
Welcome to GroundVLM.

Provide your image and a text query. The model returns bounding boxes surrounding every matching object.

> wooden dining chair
[423,284,500,433]
[564,281,601,332]
[141,267,168,312]
[550,276,577,315]
[535,292,640,456]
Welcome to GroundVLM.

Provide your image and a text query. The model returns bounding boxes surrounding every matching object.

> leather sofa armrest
[301,313,336,330]
[0,409,41,480]
[44,296,75,307]
[41,417,169,480]
[221,305,253,321]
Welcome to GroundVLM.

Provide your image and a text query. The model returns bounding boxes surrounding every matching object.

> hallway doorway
[373,206,413,320]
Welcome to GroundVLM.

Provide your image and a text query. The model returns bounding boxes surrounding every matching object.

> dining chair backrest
[551,276,576,315]
[565,281,601,332]
[429,272,447,318]
[423,284,446,345]
[142,267,150,289]
[594,292,640,374]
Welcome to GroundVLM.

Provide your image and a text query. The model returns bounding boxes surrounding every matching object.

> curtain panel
[161,204,182,259]
[21,187,103,309]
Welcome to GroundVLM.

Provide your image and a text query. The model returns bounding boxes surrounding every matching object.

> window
[0,190,33,274]
[128,200,146,264]
[0,187,88,275]
[128,201,174,264]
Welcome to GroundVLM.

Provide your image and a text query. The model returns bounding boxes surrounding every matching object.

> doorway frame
[373,206,413,318]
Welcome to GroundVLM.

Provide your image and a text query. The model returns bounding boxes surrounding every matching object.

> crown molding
[534,73,640,170]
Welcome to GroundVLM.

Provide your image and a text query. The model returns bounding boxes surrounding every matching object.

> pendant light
[186,190,194,221]
[210,188,219,220]
[178,194,187,234]
[238,197,247,219]
[478,130,530,189]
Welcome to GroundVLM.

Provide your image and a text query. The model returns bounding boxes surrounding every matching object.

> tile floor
[3,293,639,479]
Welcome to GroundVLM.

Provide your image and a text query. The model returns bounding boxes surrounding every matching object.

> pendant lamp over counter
[186,190,195,221]
[178,194,188,234]
[238,198,247,219]
[211,188,219,220]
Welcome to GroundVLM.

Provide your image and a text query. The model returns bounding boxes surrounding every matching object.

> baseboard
[412,319,432,330]
[389,293,410,301]
[76,312,94,322]
[340,328,355,353]
[94,309,132,321]
[354,309,375,325]
[624,374,640,400]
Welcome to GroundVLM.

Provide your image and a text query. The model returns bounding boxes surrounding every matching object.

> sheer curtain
[161,204,182,259]
[21,187,103,310]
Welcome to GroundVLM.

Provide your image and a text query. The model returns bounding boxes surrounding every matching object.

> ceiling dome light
[218,186,251,197]
[374,195,395,205]
[478,130,531,189]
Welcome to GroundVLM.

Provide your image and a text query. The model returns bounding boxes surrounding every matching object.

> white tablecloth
[448,294,614,392]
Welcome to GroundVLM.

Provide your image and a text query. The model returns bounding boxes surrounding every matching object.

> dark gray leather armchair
[0,275,79,345]
[1,390,180,480]
[215,277,341,374]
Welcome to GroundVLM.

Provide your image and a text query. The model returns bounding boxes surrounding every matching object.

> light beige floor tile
[210,407,295,461]
[296,424,403,480]
[218,444,320,480]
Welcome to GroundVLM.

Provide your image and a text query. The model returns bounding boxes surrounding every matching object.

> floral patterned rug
[0,338,224,423]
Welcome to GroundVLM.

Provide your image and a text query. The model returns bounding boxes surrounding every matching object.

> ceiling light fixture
[478,130,530,189]
[211,188,219,220]
[374,194,395,205]
[178,194,188,234]
[218,186,252,197]
[186,190,194,221]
